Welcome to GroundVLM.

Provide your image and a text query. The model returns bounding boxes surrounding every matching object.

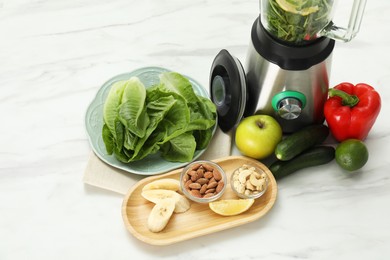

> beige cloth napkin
[83,127,232,195]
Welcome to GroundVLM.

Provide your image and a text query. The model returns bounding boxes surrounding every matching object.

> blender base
[245,18,335,133]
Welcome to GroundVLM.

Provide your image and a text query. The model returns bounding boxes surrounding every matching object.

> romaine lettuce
[101,71,216,163]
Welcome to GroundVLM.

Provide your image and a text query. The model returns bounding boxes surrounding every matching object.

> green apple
[235,115,282,159]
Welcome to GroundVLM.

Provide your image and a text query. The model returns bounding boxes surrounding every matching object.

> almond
[203,193,215,198]
[207,181,218,189]
[200,184,208,194]
[190,173,199,182]
[196,168,205,178]
[187,170,197,176]
[204,171,213,179]
[196,178,208,185]
[205,188,215,194]
[216,181,224,193]
[203,164,214,172]
[213,170,222,181]
[188,183,201,190]
[184,180,192,189]
[190,189,202,198]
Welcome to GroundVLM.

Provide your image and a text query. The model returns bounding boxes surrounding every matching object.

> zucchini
[270,146,335,180]
[275,124,329,161]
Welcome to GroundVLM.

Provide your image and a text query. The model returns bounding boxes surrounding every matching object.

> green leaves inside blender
[265,0,333,44]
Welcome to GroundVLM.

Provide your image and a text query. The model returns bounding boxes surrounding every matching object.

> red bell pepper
[324,82,381,142]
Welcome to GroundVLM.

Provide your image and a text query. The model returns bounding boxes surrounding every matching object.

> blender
[210,0,367,133]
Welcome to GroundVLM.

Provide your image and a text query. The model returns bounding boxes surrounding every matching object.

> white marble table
[1,0,390,259]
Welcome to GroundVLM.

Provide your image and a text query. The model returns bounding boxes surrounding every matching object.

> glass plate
[85,67,215,175]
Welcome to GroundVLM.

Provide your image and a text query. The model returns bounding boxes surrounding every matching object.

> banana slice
[173,195,191,213]
[142,189,190,213]
[142,178,181,192]
[142,189,178,201]
[276,0,319,16]
[147,199,175,233]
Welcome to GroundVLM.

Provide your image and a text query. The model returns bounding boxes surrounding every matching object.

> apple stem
[256,120,265,129]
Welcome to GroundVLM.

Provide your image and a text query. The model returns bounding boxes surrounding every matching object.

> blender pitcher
[261,0,367,45]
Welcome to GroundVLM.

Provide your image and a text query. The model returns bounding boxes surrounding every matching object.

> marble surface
[1,0,390,259]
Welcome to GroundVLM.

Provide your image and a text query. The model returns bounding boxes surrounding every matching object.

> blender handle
[322,0,367,42]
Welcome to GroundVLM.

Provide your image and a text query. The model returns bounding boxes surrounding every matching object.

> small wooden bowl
[122,155,278,246]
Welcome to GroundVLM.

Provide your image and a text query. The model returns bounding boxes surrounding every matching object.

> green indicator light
[272,90,307,111]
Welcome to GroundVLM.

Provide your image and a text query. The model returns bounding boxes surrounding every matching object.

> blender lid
[209,49,247,133]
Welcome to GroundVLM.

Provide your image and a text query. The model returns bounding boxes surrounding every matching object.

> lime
[209,199,255,216]
[335,139,369,171]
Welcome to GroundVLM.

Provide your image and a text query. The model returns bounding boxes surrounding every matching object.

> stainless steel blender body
[244,19,335,133]
[245,42,332,132]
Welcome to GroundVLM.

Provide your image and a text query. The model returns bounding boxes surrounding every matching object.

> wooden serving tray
[122,155,278,245]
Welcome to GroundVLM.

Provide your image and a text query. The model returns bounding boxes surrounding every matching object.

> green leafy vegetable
[118,77,149,138]
[101,72,216,163]
[102,124,114,154]
[103,81,126,137]
[264,0,333,44]
[160,132,196,162]
[159,72,199,104]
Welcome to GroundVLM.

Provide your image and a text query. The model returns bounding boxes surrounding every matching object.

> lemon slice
[276,0,319,16]
[209,199,255,216]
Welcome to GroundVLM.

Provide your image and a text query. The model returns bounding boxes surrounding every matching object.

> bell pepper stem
[328,88,359,107]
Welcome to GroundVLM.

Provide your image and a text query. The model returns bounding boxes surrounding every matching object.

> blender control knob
[277,98,302,120]
[272,91,306,120]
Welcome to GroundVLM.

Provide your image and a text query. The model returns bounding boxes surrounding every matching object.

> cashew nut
[249,173,265,187]
[238,169,253,183]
